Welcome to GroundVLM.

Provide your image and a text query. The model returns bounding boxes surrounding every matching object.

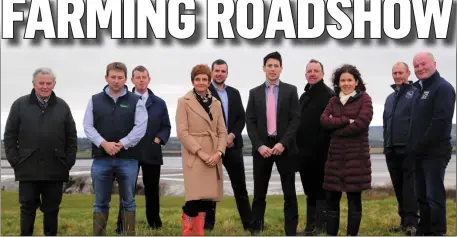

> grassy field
[1,190,456,236]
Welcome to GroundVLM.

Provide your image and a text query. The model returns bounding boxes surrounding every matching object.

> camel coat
[176,90,227,202]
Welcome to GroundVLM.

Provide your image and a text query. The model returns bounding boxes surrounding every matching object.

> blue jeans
[415,153,450,236]
[91,158,139,213]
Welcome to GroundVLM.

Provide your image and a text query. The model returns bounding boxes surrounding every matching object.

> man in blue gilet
[83,62,148,236]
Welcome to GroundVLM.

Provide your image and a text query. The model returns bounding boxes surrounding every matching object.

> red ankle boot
[192,212,206,236]
[182,213,193,236]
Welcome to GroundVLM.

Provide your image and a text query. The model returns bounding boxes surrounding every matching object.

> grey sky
[1,0,456,138]
[2,39,455,138]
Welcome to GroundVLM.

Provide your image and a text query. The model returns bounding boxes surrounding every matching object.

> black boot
[313,200,327,235]
[347,212,362,236]
[301,203,316,235]
[204,202,216,230]
[326,211,340,236]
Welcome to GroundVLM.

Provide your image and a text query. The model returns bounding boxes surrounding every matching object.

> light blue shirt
[211,82,235,139]
[212,82,229,127]
[83,87,148,149]
[265,80,279,135]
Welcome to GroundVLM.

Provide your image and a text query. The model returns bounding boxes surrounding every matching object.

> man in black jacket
[246,51,300,236]
[409,52,456,236]
[115,65,171,232]
[205,59,252,231]
[383,62,419,235]
[296,59,334,235]
[3,67,78,236]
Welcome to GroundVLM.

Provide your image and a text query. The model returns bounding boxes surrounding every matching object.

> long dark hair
[331,64,366,95]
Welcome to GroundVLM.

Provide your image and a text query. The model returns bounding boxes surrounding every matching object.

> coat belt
[188,131,220,180]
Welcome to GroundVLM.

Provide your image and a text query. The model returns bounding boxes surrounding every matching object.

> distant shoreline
[2,150,456,160]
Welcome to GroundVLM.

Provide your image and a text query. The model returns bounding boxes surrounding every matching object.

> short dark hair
[308,59,324,73]
[106,62,127,78]
[211,59,228,71]
[331,64,366,95]
[263,51,282,66]
[131,65,149,78]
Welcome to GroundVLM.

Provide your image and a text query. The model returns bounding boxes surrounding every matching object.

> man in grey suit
[245,51,301,236]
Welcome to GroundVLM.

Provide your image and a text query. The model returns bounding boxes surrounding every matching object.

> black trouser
[326,191,362,214]
[205,147,252,230]
[19,181,64,236]
[385,150,419,228]
[299,149,327,203]
[326,191,362,236]
[298,150,327,232]
[117,163,162,229]
[183,200,213,217]
[251,137,298,236]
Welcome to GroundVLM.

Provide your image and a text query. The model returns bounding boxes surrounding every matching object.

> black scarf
[193,88,213,121]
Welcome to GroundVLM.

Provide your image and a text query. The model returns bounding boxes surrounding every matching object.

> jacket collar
[419,70,440,89]
[390,80,413,91]
[304,79,325,92]
[28,88,57,106]
[132,87,154,97]
[132,87,157,108]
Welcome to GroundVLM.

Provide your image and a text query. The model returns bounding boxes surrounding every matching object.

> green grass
[1,191,456,236]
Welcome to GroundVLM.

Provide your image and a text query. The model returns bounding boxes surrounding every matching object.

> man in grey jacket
[3,67,78,236]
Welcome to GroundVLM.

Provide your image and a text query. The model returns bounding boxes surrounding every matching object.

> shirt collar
[265,79,280,88]
[104,86,127,98]
[35,93,49,103]
[211,81,227,91]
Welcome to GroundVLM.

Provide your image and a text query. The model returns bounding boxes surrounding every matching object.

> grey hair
[32,67,56,83]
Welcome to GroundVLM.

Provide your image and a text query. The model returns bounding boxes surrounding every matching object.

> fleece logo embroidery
[421,91,429,99]
[120,104,129,108]
[405,90,414,99]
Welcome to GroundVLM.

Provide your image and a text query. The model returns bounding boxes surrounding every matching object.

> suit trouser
[298,150,327,203]
[19,181,64,236]
[251,138,298,236]
[117,163,162,229]
[205,147,252,230]
[385,150,419,228]
[415,150,450,236]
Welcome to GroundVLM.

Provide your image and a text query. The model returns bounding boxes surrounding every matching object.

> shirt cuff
[119,138,131,149]
[95,137,106,148]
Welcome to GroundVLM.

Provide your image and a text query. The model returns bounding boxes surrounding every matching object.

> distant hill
[1,125,455,158]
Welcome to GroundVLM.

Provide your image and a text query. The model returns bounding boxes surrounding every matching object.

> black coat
[296,80,335,166]
[3,89,78,181]
[208,83,246,150]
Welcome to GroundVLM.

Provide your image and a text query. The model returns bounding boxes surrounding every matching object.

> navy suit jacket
[209,83,246,149]
[133,87,171,165]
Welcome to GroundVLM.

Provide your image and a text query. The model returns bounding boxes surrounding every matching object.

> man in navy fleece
[409,52,456,236]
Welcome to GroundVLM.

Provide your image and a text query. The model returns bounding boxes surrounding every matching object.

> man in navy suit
[116,65,171,232]
[205,59,252,231]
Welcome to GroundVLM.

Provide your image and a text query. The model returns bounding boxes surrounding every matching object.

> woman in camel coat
[176,64,227,236]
